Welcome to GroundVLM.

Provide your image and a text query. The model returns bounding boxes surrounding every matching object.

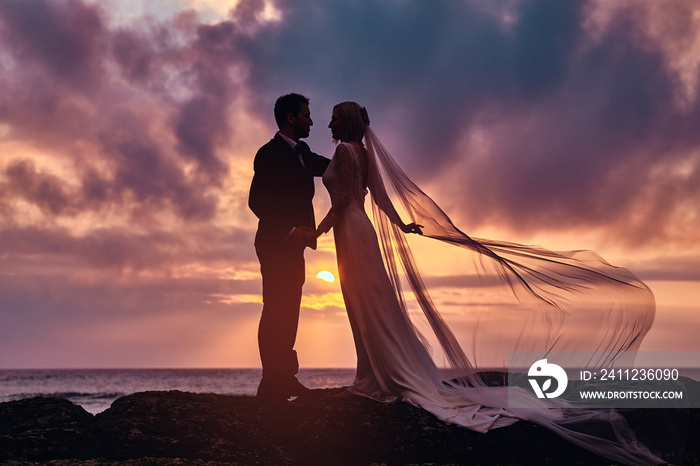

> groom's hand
[289,226,316,248]
[297,226,318,247]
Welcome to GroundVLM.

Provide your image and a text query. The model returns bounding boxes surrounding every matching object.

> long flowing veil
[365,127,655,373]
[363,127,661,465]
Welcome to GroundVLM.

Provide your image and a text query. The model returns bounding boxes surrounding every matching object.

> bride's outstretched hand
[402,223,423,235]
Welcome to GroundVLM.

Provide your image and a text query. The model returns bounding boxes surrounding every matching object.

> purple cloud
[0,0,698,368]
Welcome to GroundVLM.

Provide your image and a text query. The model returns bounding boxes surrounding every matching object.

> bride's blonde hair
[333,101,369,144]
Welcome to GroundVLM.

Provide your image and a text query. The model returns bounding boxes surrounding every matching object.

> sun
[316,271,335,283]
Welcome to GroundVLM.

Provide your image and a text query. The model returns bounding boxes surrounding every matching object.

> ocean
[3,367,698,415]
[0,368,356,415]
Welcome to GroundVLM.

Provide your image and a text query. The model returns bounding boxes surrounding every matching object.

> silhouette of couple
[249,94,420,401]
[249,93,659,465]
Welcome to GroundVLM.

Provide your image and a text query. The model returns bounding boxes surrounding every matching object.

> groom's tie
[293,142,307,168]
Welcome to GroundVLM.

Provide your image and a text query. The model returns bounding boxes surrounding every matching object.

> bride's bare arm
[374,193,423,234]
[316,144,355,235]
[368,171,423,235]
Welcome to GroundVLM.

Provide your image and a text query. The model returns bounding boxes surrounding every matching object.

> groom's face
[291,103,313,139]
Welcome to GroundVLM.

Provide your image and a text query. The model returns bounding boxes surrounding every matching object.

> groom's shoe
[256,378,290,404]
[256,393,288,405]
[285,377,312,397]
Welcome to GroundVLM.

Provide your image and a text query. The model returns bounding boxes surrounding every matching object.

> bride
[311,101,661,465]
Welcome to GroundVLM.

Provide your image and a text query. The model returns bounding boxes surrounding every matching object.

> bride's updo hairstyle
[333,101,370,144]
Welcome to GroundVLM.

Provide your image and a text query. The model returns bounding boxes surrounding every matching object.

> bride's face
[328,108,346,141]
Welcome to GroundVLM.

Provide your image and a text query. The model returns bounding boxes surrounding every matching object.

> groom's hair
[274,93,310,129]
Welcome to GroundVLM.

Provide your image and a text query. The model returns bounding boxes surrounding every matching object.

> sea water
[3,367,698,415]
[0,368,356,414]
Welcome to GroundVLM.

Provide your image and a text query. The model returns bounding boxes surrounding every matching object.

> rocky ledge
[0,387,697,465]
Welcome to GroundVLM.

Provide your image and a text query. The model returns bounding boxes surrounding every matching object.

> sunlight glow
[301,292,345,311]
[316,270,335,282]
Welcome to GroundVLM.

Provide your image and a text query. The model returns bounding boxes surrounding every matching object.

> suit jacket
[249,134,331,249]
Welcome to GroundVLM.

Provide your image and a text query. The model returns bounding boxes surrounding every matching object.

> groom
[249,93,331,402]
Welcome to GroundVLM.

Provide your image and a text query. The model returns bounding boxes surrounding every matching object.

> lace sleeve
[317,144,355,234]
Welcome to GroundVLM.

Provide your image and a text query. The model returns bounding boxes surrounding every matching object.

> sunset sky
[1,0,698,369]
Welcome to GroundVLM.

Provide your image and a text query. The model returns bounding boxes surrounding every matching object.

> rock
[0,396,101,462]
[0,387,697,465]
[94,388,613,465]
[96,390,294,464]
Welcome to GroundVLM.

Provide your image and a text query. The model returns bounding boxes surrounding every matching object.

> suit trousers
[255,240,305,383]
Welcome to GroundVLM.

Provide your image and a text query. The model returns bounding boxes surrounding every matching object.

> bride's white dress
[317,140,661,465]
[320,142,517,432]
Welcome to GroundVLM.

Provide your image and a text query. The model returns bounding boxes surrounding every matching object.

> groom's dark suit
[249,133,330,395]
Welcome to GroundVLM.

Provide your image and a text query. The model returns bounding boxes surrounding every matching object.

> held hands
[402,222,423,235]
[288,226,320,248]
[291,223,420,247]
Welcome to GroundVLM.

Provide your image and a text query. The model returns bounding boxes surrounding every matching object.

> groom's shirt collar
[277,132,305,168]
[278,131,297,149]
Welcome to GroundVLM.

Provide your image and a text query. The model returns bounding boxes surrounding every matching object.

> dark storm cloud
[226,0,700,246]
[0,0,239,224]
[3,159,77,216]
[4,0,696,245]
[235,0,586,157]
[0,0,104,87]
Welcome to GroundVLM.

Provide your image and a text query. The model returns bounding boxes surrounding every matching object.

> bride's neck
[342,139,364,147]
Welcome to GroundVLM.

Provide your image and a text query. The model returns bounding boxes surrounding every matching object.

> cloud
[4,0,696,244]
[0,223,257,274]
[0,0,698,368]
[631,256,700,282]
[3,159,77,216]
[0,0,244,225]
[0,0,105,88]
[0,270,263,367]
[226,0,700,247]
